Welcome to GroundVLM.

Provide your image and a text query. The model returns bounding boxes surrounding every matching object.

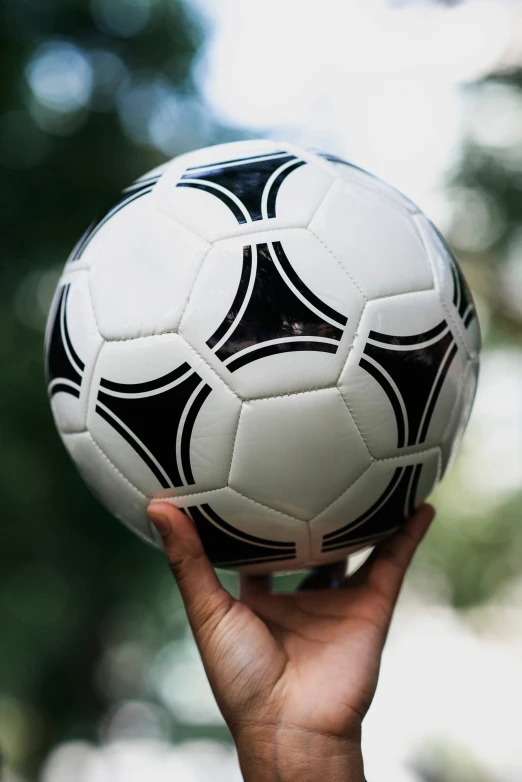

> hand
[147,502,435,782]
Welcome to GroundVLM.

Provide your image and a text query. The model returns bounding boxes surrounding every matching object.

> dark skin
[148,502,435,782]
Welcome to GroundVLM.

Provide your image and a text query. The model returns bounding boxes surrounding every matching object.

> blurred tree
[449,71,522,340]
[0,0,241,777]
[411,738,492,782]
[414,66,522,610]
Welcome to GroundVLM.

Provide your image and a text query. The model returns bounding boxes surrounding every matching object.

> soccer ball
[45,139,480,574]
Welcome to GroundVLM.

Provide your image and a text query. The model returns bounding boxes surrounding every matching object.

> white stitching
[308,225,367,298]
[438,295,473,359]
[375,446,440,462]
[89,245,212,344]
[155,202,214,247]
[334,297,367,385]
[149,486,229,503]
[311,461,374,523]
[411,213,472,358]
[245,384,337,402]
[87,265,103,339]
[312,152,422,216]
[85,431,149,500]
[311,446,440,523]
[336,385,375,458]
[369,286,434,302]
[54,416,88,437]
[83,337,104,431]
[84,328,240,404]
[176,243,213,329]
[339,171,420,216]
[305,176,337,230]
[411,212,439,291]
[227,402,243,483]
[97,330,180,344]
[177,333,242,401]
[150,484,305,526]
[211,221,307,244]
[87,336,241,496]
[82,418,232,503]
[84,431,162,547]
[230,487,308,524]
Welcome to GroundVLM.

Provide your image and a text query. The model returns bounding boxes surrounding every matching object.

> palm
[200,568,391,739]
[148,501,434,744]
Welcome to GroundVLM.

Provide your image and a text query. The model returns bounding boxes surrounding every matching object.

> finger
[239,573,272,603]
[148,502,235,642]
[347,504,435,608]
[298,559,347,591]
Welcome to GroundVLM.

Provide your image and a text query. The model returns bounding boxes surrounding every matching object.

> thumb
[148,502,235,643]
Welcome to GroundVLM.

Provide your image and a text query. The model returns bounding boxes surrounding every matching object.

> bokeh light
[90,0,153,39]
[25,41,93,114]
[89,50,128,112]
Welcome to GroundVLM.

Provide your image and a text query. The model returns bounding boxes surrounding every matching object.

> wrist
[234,723,365,782]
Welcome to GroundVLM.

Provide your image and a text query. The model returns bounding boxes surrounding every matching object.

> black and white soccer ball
[45,139,480,573]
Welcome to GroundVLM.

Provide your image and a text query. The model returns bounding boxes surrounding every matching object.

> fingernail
[148,510,171,537]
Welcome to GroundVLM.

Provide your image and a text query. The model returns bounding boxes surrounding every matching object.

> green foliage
[0,1,242,776]
[448,71,522,341]
[416,480,522,610]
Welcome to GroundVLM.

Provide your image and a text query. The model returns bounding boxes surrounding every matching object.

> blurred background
[1,0,521,779]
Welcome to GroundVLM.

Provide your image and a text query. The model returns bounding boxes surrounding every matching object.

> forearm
[235,724,365,782]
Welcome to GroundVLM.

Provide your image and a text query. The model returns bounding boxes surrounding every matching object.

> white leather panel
[229,388,371,520]
[310,178,434,299]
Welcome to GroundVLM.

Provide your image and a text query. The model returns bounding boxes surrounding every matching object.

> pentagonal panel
[229,388,371,520]
[45,270,103,433]
[440,358,479,476]
[154,487,311,574]
[309,448,440,566]
[64,171,165,270]
[313,151,419,214]
[154,138,333,243]
[89,204,208,341]
[87,333,241,497]
[413,213,481,359]
[180,228,365,399]
[310,178,433,300]
[63,431,154,545]
[338,291,467,459]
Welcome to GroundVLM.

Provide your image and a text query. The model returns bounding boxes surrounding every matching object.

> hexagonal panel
[89,204,209,341]
[45,270,103,433]
[154,138,333,242]
[309,448,441,566]
[87,333,241,497]
[180,227,365,399]
[64,171,164,271]
[310,177,434,300]
[314,151,419,214]
[63,431,154,545]
[414,213,481,359]
[156,486,311,574]
[229,388,371,520]
[338,291,467,459]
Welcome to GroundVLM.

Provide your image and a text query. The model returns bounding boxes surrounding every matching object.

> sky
[193,0,521,223]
